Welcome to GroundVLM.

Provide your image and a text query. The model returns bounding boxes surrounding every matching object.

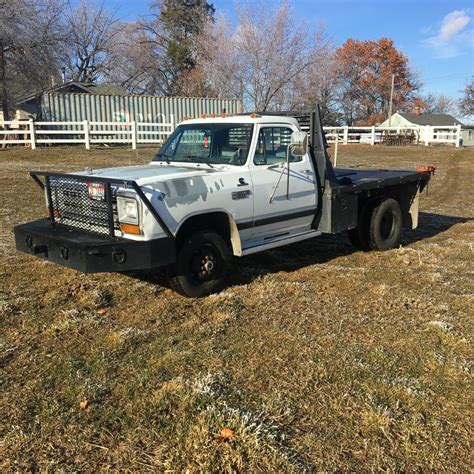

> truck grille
[47,176,117,236]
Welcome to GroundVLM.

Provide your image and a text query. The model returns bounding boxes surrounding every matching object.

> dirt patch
[1,144,473,471]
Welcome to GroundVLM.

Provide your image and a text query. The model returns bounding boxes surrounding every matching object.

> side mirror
[290,131,308,156]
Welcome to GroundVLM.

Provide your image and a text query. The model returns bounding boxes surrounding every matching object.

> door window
[253,127,303,165]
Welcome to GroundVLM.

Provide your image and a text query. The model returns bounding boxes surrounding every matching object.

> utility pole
[0,39,10,122]
[388,73,395,127]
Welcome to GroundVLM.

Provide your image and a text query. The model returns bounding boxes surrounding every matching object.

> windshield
[154,124,254,166]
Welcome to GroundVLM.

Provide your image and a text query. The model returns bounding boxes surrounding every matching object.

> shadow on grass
[131,212,469,290]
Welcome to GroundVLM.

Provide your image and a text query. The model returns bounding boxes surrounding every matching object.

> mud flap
[409,191,420,229]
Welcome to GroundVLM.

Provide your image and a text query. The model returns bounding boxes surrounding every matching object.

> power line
[422,73,470,81]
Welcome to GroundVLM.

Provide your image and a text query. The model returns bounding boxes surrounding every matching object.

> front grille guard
[29,171,173,239]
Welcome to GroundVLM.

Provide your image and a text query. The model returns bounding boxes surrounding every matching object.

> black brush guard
[13,171,176,273]
[29,171,173,239]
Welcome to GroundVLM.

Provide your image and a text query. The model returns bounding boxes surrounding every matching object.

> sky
[106,0,474,101]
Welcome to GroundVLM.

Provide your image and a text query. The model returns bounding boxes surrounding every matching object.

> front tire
[168,230,230,297]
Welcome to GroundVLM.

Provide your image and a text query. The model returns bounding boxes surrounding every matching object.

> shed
[15,82,129,118]
[14,82,242,125]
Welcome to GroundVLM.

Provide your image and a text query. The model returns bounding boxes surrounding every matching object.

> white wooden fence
[324,125,462,147]
[0,120,173,150]
[0,120,463,149]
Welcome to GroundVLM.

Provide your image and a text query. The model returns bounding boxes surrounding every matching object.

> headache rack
[237,110,311,133]
[29,171,172,239]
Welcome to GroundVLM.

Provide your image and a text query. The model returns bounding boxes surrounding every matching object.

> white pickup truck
[15,108,433,296]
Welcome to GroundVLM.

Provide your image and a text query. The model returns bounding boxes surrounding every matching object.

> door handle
[303,169,312,174]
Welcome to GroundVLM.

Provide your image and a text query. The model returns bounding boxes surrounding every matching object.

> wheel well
[176,212,233,251]
[356,183,419,228]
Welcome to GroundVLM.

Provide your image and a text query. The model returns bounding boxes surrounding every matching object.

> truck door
[249,124,317,239]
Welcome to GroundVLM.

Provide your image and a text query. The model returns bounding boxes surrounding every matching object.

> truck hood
[74,163,214,185]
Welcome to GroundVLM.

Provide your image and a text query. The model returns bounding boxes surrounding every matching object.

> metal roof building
[15,82,242,125]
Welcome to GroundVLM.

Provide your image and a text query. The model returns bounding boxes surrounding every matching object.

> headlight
[117,197,139,225]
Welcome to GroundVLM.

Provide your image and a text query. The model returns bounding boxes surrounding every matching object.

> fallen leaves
[79,399,89,410]
[216,427,235,444]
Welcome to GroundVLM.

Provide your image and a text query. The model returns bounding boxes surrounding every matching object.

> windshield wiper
[183,155,214,168]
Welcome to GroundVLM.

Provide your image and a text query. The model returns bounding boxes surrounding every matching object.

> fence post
[131,121,137,149]
[371,126,376,146]
[83,120,90,150]
[456,124,461,147]
[29,119,36,149]
[424,126,430,146]
[343,126,349,145]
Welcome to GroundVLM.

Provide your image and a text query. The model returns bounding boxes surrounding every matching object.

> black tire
[167,230,230,297]
[348,227,364,249]
[347,202,374,251]
[368,198,402,250]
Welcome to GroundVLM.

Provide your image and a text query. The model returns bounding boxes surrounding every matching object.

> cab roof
[181,114,300,127]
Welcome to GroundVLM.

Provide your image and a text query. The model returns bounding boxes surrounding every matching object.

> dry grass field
[1,144,473,471]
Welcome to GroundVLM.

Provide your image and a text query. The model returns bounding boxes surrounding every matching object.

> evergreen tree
[152,0,215,95]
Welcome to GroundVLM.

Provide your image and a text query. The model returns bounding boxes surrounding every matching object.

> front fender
[175,209,243,256]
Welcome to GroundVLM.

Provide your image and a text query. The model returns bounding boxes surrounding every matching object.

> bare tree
[0,0,64,119]
[104,22,157,94]
[199,1,329,111]
[423,93,456,115]
[106,18,179,96]
[459,77,473,117]
[197,16,243,100]
[291,39,340,123]
[62,0,118,83]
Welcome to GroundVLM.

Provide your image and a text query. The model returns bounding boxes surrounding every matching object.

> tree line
[1,0,472,123]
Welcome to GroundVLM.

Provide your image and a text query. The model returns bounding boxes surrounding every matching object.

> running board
[241,230,321,256]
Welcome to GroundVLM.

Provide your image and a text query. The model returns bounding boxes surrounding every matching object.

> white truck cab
[15,108,433,296]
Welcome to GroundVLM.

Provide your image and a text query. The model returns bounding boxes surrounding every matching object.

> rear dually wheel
[348,197,402,251]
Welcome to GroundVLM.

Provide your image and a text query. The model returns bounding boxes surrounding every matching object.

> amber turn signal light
[119,223,141,235]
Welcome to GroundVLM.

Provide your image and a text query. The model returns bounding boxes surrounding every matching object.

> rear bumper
[14,219,176,273]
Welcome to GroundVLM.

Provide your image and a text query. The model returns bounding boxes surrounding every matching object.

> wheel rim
[380,211,395,240]
[189,244,218,283]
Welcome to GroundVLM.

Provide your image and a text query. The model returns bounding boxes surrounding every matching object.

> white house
[380,111,463,146]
